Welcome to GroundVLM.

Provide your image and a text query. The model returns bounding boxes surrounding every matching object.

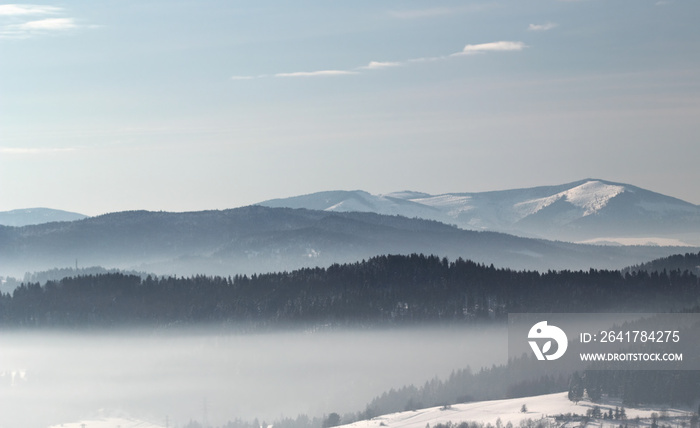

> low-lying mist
[0,325,507,427]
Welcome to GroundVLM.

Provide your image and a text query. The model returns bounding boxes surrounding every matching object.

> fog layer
[0,325,507,427]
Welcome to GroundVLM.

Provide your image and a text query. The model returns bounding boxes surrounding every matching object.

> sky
[1,0,699,216]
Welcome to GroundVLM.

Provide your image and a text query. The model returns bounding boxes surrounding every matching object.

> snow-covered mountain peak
[258,180,700,244]
[515,180,625,217]
[563,180,626,214]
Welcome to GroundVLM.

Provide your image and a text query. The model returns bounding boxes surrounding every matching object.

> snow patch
[410,195,473,209]
[326,195,377,213]
[409,195,475,217]
[307,248,321,258]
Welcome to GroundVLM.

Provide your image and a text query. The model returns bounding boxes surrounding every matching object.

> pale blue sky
[1,0,698,215]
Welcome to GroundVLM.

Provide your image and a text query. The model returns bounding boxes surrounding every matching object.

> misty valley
[1,252,700,427]
[0,325,506,427]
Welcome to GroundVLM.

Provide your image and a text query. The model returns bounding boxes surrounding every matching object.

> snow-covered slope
[511,181,625,218]
[339,392,689,428]
[259,180,700,244]
[261,190,444,220]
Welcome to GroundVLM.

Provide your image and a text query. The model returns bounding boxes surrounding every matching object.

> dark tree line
[1,254,698,327]
[624,252,700,276]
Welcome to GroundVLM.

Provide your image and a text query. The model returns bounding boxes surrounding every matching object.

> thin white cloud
[0,5,89,39]
[232,40,525,82]
[455,41,526,55]
[275,70,358,78]
[528,22,558,31]
[361,61,402,70]
[0,4,61,16]
[14,17,76,30]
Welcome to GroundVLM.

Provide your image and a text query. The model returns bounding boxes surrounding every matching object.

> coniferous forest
[2,253,698,327]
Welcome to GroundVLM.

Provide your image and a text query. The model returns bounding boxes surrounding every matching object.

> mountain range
[0,205,695,279]
[260,179,700,246]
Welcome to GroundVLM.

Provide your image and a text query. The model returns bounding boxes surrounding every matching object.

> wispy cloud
[232,40,526,81]
[0,4,87,39]
[275,70,358,78]
[454,41,527,55]
[360,61,402,70]
[14,17,76,30]
[528,22,558,31]
[0,4,61,16]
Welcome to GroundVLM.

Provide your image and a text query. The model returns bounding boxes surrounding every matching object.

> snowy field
[338,392,693,428]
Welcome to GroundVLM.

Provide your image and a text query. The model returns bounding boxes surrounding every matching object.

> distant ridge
[0,205,695,278]
[0,208,87,227]
[259,179,700,245]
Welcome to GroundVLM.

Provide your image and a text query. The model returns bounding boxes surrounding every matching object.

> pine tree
[568,372,584,404]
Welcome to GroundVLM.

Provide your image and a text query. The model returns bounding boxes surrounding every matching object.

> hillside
[339,392,690,428]
[0,206,696,278]
[0,208,87,226]
[45,391,692,428]
[624,251,700,274]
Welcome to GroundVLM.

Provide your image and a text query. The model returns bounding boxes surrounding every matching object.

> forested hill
[2,254,698,327]
[625,251,700,275]
[1,205,696,278]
